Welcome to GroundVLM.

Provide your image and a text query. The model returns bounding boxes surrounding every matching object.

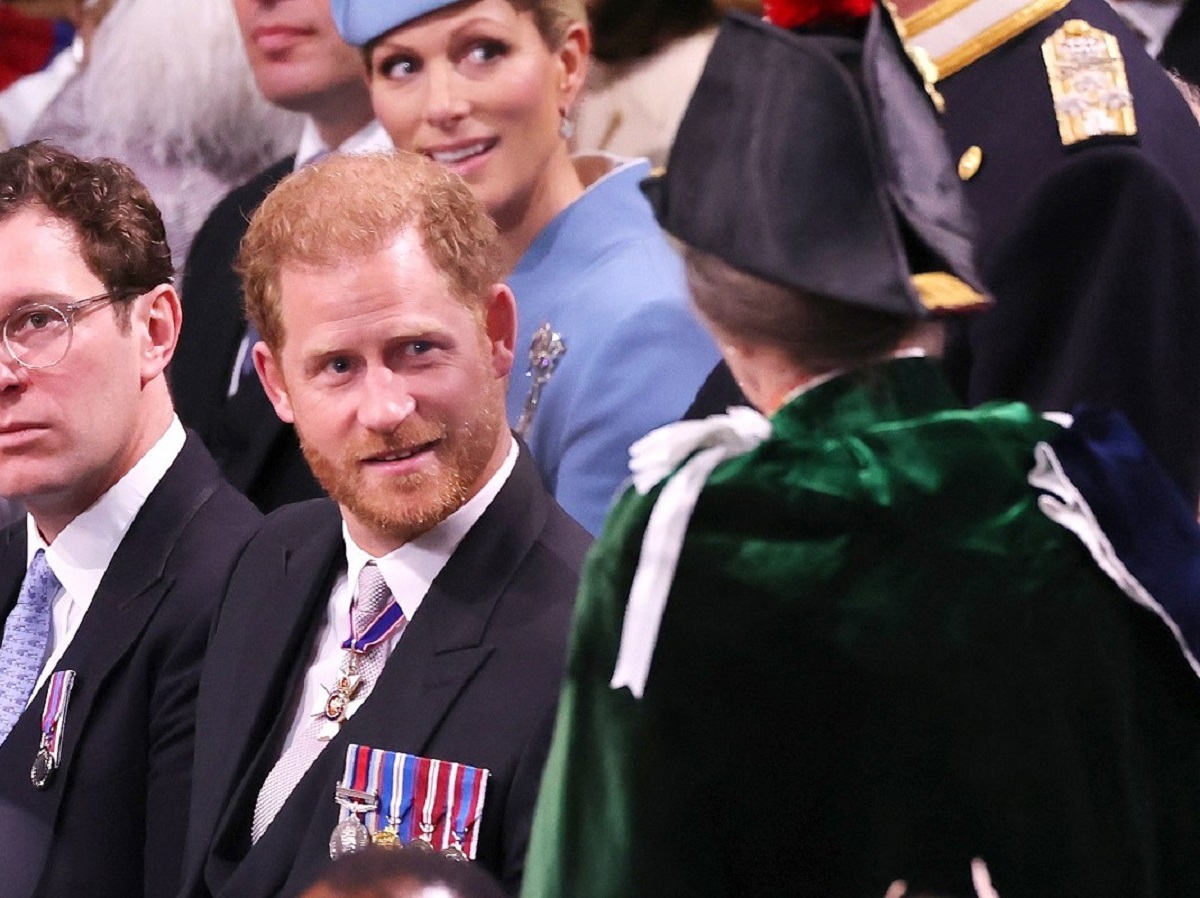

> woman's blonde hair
[510,0,586,48]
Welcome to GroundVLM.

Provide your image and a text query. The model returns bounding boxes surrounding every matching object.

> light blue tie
[0,549,59,743]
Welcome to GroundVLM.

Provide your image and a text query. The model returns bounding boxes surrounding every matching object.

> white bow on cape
[610,407,772,698]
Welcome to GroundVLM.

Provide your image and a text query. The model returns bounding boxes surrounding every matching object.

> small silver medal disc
[30,748,54,790]
[329,817,371,860]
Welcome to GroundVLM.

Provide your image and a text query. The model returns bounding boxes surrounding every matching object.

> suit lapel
[205,504,343,870]
[348,444,550,757]
[36,438,220,796]
[172,155,294,434]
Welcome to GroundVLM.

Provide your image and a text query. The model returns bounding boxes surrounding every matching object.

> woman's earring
[559,110,575,141]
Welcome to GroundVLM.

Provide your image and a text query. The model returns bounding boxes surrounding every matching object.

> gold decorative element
[1041,20,1137,145]
[880,0,946,111]
[957,145,983,180]
[371,828,402,850]
[911,272,990,311]
[904,0,978,37]
[927,0,1071,80]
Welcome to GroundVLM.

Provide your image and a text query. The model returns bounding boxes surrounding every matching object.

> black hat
[643,7,989,318]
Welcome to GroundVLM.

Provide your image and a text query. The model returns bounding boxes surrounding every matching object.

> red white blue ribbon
[338,743,489,858]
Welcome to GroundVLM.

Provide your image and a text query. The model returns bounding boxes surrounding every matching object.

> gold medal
[321,671,362,724]
[372,827,402,850]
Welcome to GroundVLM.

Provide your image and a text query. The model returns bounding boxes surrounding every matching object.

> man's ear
[253,340,295,424]
[484,284,517,379]
[136,284,181,385]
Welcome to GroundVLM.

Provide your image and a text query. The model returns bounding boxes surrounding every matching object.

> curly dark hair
[0,141,173,322]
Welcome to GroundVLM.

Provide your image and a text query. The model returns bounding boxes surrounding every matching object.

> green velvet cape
[522,357,1200,898]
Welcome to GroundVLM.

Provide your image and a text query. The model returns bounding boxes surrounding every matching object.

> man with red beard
[178,150,591,898]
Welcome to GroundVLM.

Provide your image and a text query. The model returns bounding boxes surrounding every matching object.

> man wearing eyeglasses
[0,141,261,898]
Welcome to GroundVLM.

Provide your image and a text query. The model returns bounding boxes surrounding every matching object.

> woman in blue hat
[332,0,719,536]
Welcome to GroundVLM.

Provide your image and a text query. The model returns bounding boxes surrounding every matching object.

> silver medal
[30,747,54,790]
[329,816,371,860]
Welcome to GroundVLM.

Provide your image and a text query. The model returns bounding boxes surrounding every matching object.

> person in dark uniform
[899,0,1200,503]
[692,0,1200,508]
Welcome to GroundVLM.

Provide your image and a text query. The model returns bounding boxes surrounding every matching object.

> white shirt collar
[340,436,519,621]
[27,417,187,611]
[294,118,393,170]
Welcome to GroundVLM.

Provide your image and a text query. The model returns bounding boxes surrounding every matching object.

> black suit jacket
[0,435,261,898]
[937,0,1200,504]
[180,446,591,898]
[171,156,323,512]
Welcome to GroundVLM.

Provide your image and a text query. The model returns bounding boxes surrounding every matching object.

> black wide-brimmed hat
[643,6,989,318]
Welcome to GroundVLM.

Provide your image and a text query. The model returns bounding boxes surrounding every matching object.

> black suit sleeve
[498,706,558,895]
[143,598,216,898]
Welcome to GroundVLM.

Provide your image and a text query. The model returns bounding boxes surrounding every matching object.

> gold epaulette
[1042,20,1137,145]
[911,272,991,313]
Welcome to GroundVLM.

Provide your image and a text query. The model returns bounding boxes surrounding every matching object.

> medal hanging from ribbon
[342,600,405,655]
[31,670,75,790]
[330,743,489,861]
[319,596,407,738]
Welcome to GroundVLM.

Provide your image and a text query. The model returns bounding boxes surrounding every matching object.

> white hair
[78,0,301,172]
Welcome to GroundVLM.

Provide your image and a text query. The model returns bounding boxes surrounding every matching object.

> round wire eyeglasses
[1,290,136,370]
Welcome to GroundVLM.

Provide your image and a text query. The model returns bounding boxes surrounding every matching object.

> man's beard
[299,396,507,546]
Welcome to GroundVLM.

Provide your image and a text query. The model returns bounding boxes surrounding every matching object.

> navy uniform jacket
[922,0,1200,503]
[171,156,323,512]
[178,446,591,898]
[0,435,260,898]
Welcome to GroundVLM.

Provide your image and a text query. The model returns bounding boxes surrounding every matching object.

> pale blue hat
[331,0,457,46]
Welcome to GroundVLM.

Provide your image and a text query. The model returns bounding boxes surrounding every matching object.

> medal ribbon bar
[341,601,405,654]
[337,743,490,859]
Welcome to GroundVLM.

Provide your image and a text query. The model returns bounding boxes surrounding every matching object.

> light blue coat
[506,157,719,535]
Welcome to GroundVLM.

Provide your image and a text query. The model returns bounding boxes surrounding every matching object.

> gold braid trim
[911,272,990,312]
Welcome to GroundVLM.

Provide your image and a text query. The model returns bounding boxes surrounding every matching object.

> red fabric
[763,0,874,29]
[0,8,56,90]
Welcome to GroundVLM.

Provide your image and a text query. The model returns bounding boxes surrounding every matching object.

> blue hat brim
[331,0,457,46]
